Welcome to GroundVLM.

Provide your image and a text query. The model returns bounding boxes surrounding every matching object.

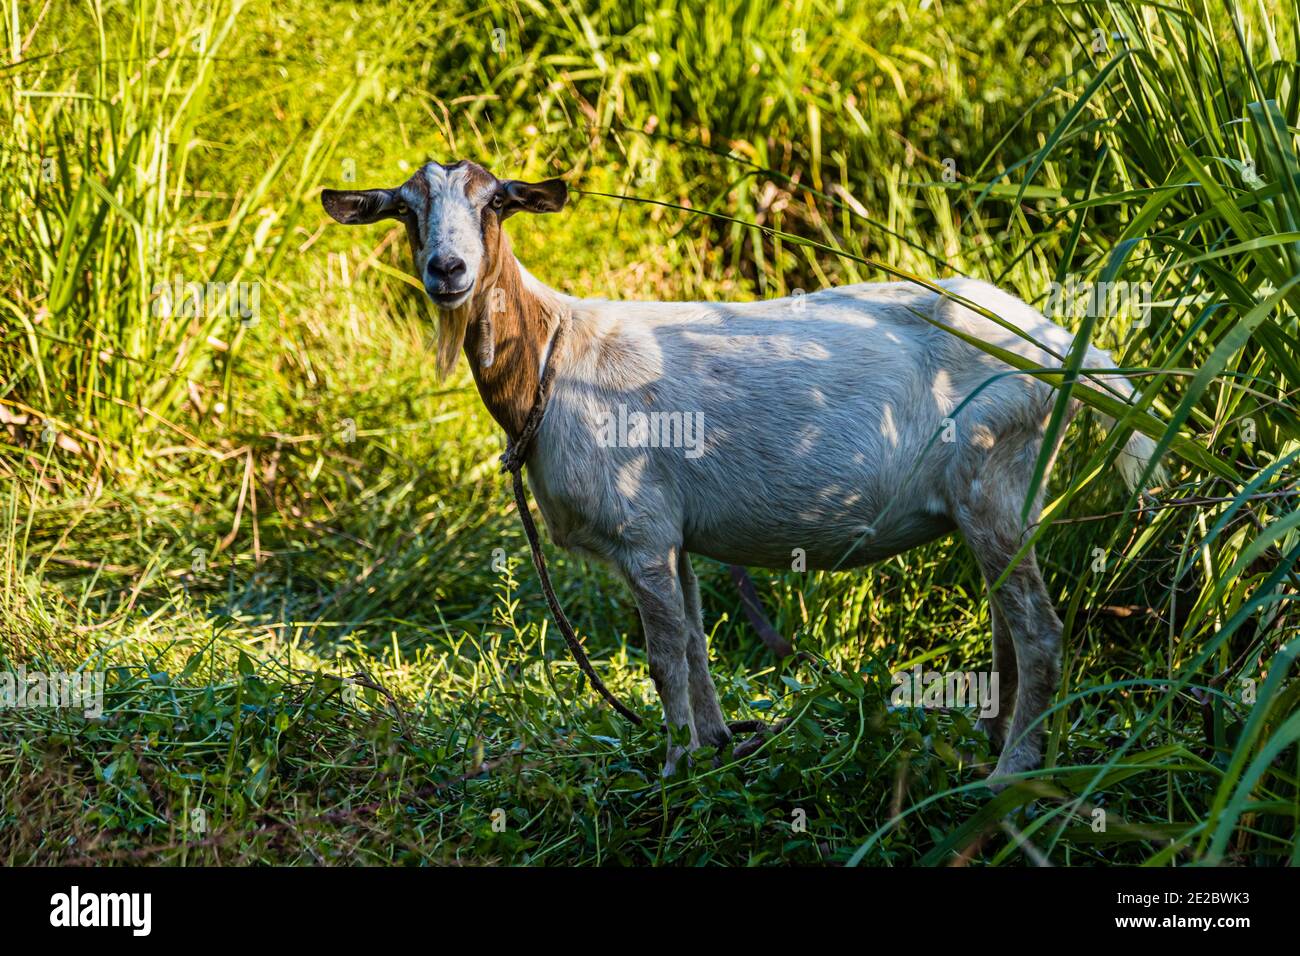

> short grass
[0,0,1297,865]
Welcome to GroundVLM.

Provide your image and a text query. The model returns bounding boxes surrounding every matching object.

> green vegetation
[1,0,1296,865]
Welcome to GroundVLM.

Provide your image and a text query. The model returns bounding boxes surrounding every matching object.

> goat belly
[683,506,956,572]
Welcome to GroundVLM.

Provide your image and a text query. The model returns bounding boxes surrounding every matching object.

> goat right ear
[321,188,400,225]
[499,178,569,219]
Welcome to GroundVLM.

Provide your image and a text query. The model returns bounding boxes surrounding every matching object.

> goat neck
[459,231,566,442]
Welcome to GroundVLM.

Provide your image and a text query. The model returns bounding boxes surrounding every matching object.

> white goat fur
[528,273,1155,777]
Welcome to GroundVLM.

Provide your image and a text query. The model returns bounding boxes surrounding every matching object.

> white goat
[322,160,1159,784]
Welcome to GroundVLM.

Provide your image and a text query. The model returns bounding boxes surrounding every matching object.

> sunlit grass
[0,0,1296,864]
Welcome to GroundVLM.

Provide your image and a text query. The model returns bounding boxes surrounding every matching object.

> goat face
[321,160,567,311]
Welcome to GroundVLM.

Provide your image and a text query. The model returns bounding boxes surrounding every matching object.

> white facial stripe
[421,164,481,270]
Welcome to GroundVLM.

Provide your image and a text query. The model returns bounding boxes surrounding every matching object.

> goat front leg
[679,553,731,748]
[623,552,696,775]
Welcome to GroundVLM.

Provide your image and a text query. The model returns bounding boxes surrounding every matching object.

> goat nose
[426,255,467,287]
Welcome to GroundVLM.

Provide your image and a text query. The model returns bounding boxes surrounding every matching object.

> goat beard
[435,299,474,379]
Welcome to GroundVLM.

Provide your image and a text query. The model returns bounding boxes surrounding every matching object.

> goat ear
[499,178,568,219]
[321,188,400,225]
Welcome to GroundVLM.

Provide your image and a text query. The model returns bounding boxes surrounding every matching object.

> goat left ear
[499,178,568,219]
[321,187,400,225]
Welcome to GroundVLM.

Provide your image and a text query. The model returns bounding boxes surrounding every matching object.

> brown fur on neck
[454,228,562,440]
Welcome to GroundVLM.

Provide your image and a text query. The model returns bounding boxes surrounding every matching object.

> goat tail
[1086,347,1165,492]
[1110,427,1163,493]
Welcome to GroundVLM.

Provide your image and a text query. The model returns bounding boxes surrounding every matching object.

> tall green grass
[1022,0,1300,863]
[0,0,400,477]
[0,0,1296,864]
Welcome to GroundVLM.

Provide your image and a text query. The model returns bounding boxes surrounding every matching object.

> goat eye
[395,202,409,217]
[490,192,504,211]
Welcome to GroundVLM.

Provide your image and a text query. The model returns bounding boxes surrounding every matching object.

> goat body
[531,278,1069,570]
[525,272,1154,778]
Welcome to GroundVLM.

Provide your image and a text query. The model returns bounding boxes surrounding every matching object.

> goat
[321,159,1160,784]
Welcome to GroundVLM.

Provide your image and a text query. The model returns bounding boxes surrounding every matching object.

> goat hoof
[986,746,1041,792]
[662,745,688,778]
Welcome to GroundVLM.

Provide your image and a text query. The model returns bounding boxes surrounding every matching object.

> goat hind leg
[952,451,1062,787]
[975,594,1018,752]
[1002,566,1061,782]
[980,556,1061,786]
